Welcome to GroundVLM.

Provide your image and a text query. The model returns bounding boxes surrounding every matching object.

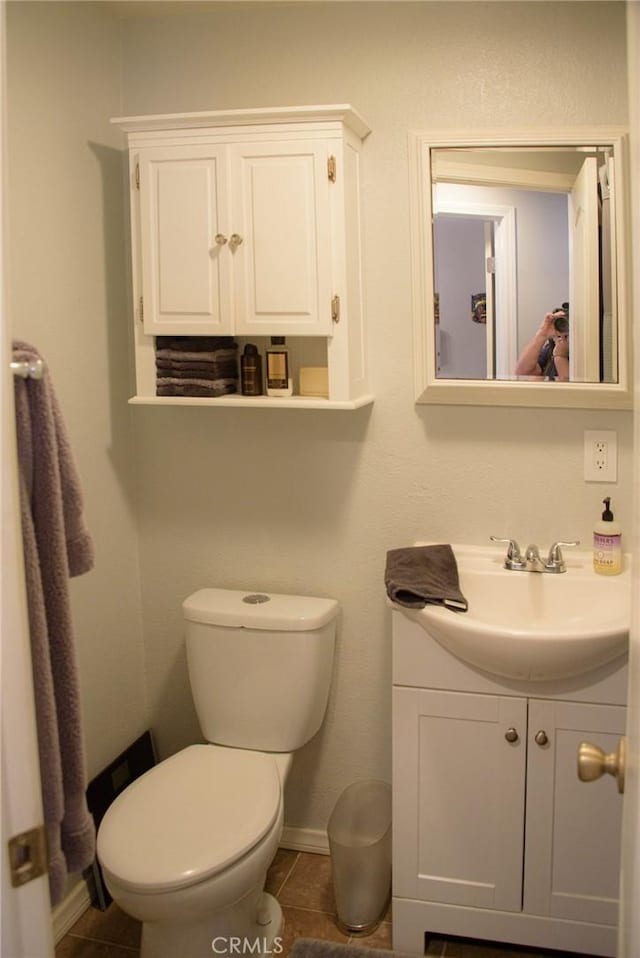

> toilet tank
[183,588,338,752]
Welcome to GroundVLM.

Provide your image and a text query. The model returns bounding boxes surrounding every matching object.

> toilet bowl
[97,588,338,958]
[98,745,291,958]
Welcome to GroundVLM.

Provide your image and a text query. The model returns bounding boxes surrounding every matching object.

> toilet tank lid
[182,588,339,631]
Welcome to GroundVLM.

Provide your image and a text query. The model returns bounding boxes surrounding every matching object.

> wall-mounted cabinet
[112,105,372,409]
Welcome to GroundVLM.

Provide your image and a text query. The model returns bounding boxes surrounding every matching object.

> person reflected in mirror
[515,305,569,381]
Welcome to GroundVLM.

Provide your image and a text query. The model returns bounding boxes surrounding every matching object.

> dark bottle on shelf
[240,343,263,396]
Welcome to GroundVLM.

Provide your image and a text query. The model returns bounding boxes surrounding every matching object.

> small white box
[299,367,329,398]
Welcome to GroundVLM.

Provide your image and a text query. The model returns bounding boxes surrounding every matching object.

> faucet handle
[546,540,580,569]
[490,536,521,558]
[490,537,526,569]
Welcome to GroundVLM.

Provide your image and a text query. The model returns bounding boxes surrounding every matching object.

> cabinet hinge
[331,294,341,324]
[328,156,337,183]
[135,163,140,190]
[8,825,48,887]
[139,296,144,323]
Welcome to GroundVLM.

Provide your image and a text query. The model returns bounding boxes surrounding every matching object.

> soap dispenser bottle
[593,497,622,575]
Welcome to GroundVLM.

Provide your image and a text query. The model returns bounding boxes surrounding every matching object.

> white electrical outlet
[584,430,617,482]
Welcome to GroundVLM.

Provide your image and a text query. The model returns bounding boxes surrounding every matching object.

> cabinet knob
[535,730,549,747]
[214,234,228,246]
[505,727,519,743]
[229,233,244,248]
[578,737,626,794]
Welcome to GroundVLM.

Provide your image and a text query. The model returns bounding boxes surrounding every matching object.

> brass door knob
[214,233,228,245]
[229,233,244,248]
[578,737,626,794]
[505,728,519,743]
[535,730,549,746]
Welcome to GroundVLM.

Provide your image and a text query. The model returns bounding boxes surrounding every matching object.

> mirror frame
[409,127,631,409]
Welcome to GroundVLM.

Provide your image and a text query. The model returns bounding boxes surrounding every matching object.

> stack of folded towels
[155,336,239,397]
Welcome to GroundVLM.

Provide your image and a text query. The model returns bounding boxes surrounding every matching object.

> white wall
[117,1,632,832]
[5,1,633,839]
[5,2,148,779]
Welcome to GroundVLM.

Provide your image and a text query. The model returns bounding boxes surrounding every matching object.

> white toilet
[97,588,338,958]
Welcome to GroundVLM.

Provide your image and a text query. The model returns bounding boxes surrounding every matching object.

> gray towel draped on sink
[385,543,468,612]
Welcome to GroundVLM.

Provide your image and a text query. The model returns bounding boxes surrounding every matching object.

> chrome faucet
[524,544,546,572]
[490,537,579,573]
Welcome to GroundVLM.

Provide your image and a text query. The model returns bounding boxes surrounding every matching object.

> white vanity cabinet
[392,610,626,957]
[113,106,372,408]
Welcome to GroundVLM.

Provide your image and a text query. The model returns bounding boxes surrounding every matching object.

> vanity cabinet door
[230,140,333,337]
[137,145,233,335]
[523,699,625,925]
[393,687,527,912]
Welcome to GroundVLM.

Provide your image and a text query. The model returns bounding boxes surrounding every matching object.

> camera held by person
[552,302,569,335]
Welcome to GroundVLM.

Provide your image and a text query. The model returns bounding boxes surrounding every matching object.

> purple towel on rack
[12,340,96,905]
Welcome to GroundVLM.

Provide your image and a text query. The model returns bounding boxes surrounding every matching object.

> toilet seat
[97,744,281,894]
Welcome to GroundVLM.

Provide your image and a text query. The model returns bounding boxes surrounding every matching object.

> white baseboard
[52,877,91,943]
[280,826,329,855]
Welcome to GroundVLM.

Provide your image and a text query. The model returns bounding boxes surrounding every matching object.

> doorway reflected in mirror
[431,145,615,385]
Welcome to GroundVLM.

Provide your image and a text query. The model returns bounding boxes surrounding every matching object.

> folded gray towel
[155,358,235,373]
[156,377,238,397]
[155,335,237,352]
[155,365,237,381]
[155,348,239,365]
[385,544,468,612]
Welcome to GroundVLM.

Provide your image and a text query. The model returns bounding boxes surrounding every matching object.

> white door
[1,387,55,957]
[0,1,54,951]
[619,4,640,955]
[568,156,600,382]
[138,145,233,335]
[484,223,495,379]
[231,140,333,336]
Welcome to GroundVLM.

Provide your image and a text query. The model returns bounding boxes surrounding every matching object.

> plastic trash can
[327,779,392,934]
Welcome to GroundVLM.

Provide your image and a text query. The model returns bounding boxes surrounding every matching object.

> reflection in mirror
[431,146,615,384]
[408,128,631,409]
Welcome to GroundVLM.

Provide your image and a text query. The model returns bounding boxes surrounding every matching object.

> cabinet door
[231,140,332,336]
[393,687,527,911]
[524,699,625,925]
[138,145,233,335]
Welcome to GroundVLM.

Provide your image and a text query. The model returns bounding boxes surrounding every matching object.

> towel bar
[10,358,45,380]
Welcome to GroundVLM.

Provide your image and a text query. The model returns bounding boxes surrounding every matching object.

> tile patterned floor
[55,851,593,958]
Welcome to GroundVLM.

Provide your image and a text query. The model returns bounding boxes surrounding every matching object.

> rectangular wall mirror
[409,128,631,409]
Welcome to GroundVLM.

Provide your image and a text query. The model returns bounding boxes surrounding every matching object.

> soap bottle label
[593,532,622,574]
[267,351,288,389]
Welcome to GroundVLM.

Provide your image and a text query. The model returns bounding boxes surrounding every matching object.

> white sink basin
[400,543,630,681]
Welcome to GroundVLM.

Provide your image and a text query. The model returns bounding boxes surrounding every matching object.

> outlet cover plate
[584,429,617,483]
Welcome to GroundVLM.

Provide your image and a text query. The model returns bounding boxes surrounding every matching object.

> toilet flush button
[243,594,271,604]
